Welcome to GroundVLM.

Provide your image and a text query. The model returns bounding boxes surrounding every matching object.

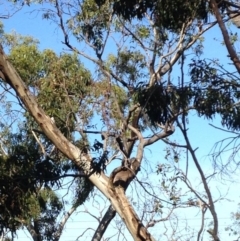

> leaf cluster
[0,128,93,235]
[108,50,146,84]
[0,34,94,233]
[132,58,240,131]
[72,176,93,207]
[68,0,111,55]
[27,189,63,241]
[36,50,92,138]
[8,42,92,138]
[135,84,170,127]
[0,131,61,232]
[189,59,240,130]
[134,83,194,128]
[95,0,208,32]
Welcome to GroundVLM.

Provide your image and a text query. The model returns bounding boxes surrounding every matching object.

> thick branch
[0,48,79,162]
[144,125,175,147]
[26,223,41,241]
[108,187,157,241]
[53,206,77,241]
[0,45,109,198]
[210,0,240,73]
[91,205,116,241]
[0,46,157,241]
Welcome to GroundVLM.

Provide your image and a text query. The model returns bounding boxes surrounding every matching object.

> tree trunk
[109,186,156,241]
[0,46,156,241]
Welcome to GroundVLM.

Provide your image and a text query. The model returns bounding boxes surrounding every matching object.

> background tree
[0,32,93,241]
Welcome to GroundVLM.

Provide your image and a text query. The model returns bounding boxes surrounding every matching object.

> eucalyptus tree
[1,0,240,241]
[0,33,93,241]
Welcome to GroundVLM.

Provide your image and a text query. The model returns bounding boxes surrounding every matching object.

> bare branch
[176,118,220,241]
[31,129,46,157]
[53,206,77,241]
[144,125,175,147]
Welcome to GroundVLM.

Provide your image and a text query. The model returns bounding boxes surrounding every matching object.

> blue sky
[1,2,240,241]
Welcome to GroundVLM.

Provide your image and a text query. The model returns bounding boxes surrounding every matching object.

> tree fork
[0,46,157,241]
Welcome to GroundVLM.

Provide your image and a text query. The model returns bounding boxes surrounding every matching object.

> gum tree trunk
[0,46,157,241]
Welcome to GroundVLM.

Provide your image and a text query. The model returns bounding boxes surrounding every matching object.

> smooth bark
[0,46,157,241]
